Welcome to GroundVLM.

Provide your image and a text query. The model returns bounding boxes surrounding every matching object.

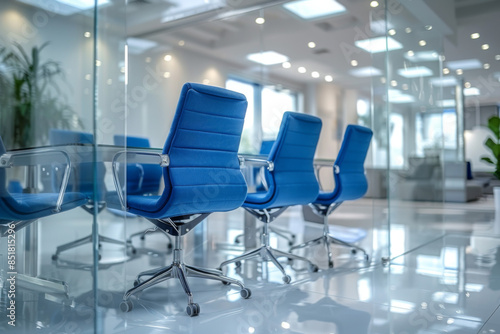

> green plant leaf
[488,116,500,140]
[481,156,495,164]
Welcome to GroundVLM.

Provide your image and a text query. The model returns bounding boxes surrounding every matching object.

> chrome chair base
[52,233,129,261]
[219,243,318,284]
[234,225,296,246]
[290,204,369,268]
[120,235,251,317]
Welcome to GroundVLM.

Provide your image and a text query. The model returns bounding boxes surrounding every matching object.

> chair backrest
[153,82,248,217]
[49,129,106,200]
[113,135,162,195]
[260,112,322,208]
[259,140,275,155]
[331,125,373,202]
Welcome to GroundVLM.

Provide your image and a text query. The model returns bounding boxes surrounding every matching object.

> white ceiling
[124,0,500,106]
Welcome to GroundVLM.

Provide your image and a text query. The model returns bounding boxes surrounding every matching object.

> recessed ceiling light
[419,40,427,46]
[482,44,489,50]
[164,54,172,61]
[456,69,463,75]
[298,66,307,73]
[464,82,471,88]
[325,75,333,82]
[282,61,291,69]
[247,51,289,65]
[397,66,433,78]
[178,40,185,46]
[407,50,414,57]
[84,31,91,38]
[308,42,316,48]
[350,60,358,66]
[390,80,398,87]
[425,25,432,30]
[349,66,382,77]
[484,63,490,69]
[255,17,265,24]
[163,72,171,78]
[311,71,320,78]
[405,27,412,33]
[355,36,403,53]
[446,59,482,70]
[283,0,346,20]
[443,68,450,75]
[370,1,379,7]
[496,55,500,61]
[471,33,480,39]
[388,29,396,36]
[402,84,409,90]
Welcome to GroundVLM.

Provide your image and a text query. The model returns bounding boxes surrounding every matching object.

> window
[226,79,298,154]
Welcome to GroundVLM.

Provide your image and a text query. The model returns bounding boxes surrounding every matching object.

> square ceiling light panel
[429,76,458,87]
[397,66,433,78]
[161,0,225,23]
[349,66,382,77]
[405,51,440,62]
[247,51,289,65]
[283,0,346,20]
[18,0,109,15]
[355,37,403,54]
[445,59,482,70]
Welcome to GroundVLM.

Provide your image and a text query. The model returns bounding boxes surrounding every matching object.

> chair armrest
[313,159,335,191]
[238,155,274,172]
[0,149,72,213]
[112,150,169,209]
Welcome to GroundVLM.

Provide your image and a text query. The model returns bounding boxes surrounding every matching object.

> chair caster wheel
[133,280,140,287]
[309,264,319,273]
[98,254,102,261]
[240,288,252,299]
[328,261,334,268]
[288,241,294,246]
[167,243,173,250]
[235,261,242,268]
[140,235,145,241]
[186,303,200,317]
[129,247,137,255]
[222,280,231,285]
[234,238,240,244]
[351,249,357,255]
[52,254,58,261]
[364,254,369,262]
[120,300,133,312]
[283,275,291,284]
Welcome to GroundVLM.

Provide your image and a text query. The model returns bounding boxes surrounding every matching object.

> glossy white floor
[2,196,500,333]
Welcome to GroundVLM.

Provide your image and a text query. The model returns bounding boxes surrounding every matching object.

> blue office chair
[112,135,172,250]
[219,112,322,284]
[235,139,297,246]
[290,125,373,268]
[109,83,251,316]
[0,135,88,291]
[49,129,125,261]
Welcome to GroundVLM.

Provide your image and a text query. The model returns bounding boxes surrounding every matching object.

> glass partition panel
[0,0,97,332]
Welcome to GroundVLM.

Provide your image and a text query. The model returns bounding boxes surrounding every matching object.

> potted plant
[0,42,81,149]
[481,115,500,180]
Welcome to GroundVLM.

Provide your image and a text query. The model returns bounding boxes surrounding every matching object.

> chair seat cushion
[0,192,88,221]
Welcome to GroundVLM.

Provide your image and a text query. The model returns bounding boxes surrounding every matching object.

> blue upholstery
[122,82,248,218]
[49,129,107,201]
[244,112,322,209]
[314,125,373,205]
[259,140,274,155]
[113,135,162,195]
[0,136,87,223]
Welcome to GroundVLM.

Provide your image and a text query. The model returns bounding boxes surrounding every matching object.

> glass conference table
[0,143,335,294]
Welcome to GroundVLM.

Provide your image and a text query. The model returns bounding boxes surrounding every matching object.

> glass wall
[0,0,127,333]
